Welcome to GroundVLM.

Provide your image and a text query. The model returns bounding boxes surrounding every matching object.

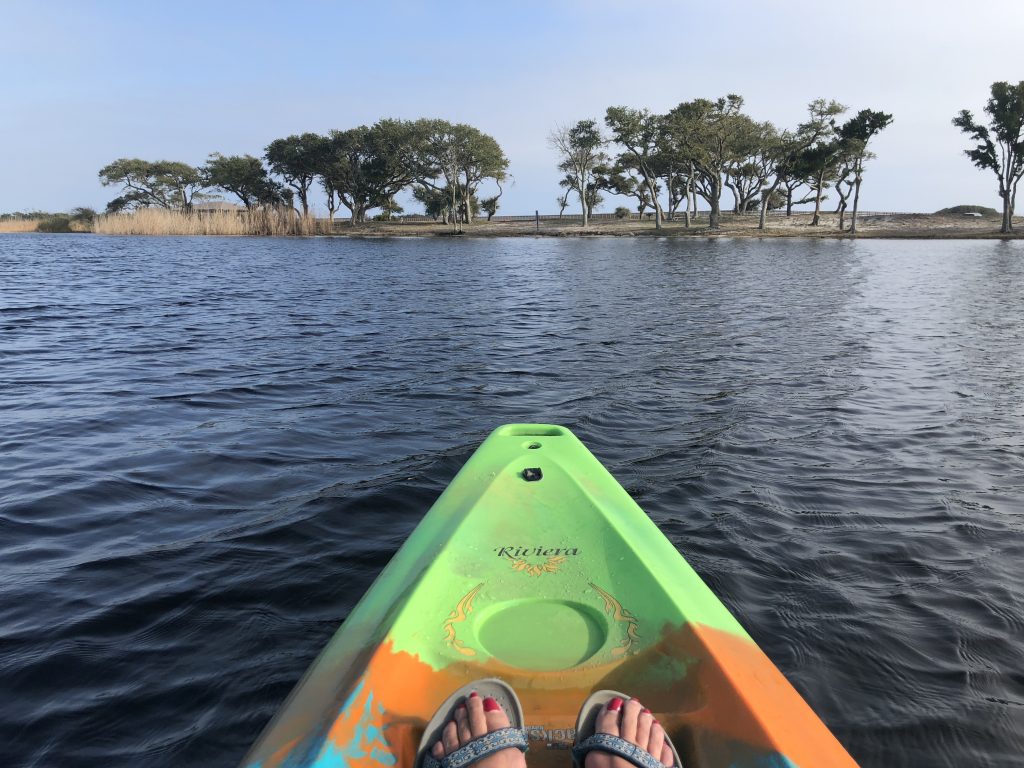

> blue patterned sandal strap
[424,728,529,768]
[572,733,673,768]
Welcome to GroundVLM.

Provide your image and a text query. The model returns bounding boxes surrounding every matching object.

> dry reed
[0,219,44,233]
[93,208,324,236]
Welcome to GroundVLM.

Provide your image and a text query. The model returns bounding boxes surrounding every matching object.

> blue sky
[3,0,1024,215]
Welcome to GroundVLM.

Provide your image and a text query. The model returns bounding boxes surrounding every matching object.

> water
[2,234,1023,767]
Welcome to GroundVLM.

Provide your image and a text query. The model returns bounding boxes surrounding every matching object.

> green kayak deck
[243,424,857,768]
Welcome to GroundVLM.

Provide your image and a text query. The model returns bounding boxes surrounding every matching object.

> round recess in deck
[477,599,606,670]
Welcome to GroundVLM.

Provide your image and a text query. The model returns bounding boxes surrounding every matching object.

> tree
[316,121,423,226]
[772,108,832,218]
[320,126,375,225]
[796,99,847,226]
[663,95,749,230]
[479,195,500,221]
[549,119,609,227]
[413,186,451,221]
[99,159,207,213]
[413,120,508,225]
[264,133,325,218]
[832,150,857,232]
[206,153,283,210]
[605,107,665,228]
[593,160,655,220]
[778,170,816,216]
[756,129,803,230]
[376,197,404,221]
[839,109,893,233]
[556,183,572,217]
[725,120,780,214]
[953,81,1024,233]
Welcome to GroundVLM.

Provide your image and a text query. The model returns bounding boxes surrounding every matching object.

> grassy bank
[0,219,44,233]
[322,211,1024,239]
[93,208,322,236]
[9,209,1022,239]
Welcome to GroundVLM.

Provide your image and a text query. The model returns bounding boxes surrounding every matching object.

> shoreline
[6,212,1023,239]
[320,212,1023,239]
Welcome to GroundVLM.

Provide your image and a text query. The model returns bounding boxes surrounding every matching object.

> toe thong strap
[424,728,529,768]
[572,733,674,768]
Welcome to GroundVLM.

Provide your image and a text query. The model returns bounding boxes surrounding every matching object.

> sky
[2,0,1024,216]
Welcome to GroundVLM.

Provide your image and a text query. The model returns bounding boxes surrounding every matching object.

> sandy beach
[327,211,1023,239]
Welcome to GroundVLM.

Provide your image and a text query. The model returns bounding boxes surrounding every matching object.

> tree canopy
[264,133,328,218]
[206,154,284,210]
[954,81,1024,233]
[97,117,507,225]
[415,119,508,224]
[549,119,608,227]
[99,159,207,213]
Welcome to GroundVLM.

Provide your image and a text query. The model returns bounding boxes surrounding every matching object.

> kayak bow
[243,424,857,768]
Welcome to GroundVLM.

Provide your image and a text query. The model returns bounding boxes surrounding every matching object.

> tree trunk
[646,179,663,229]
[758,179,781,231]
[725,181,739,214]
[463,179,474,224]
[1010,183,1018,233]
[683,171,691,228]
[580,177,588,228]
[850,172,862,235]
[325,191,337,226]
[709,176,721,230]
[811,171,824,226]
[786,187,793,216]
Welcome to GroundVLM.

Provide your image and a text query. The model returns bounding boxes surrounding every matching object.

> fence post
[535,210,539,234]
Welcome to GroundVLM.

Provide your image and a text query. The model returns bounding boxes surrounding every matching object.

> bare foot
[584,697,675,768]
[430,691,527,768]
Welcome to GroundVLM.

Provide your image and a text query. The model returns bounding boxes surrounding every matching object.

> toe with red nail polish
[483,696,501,712]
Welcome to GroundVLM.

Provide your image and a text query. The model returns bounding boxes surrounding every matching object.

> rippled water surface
[2,234,1023,767]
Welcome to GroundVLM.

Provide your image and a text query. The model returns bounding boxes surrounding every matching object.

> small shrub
[36,216,72,233]
[614,206,630,219]
[935,205,999,217]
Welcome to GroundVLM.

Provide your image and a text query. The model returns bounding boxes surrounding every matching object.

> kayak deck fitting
[242,424,857,768]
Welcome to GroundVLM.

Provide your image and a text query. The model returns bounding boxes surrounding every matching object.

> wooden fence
[324,209,920,226]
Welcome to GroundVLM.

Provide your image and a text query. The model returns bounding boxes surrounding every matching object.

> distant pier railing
[324,209,921,227]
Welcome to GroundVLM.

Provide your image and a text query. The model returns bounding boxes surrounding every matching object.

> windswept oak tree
[838,110,893,233]
[264,133,326,218]
[755,130,802,230]
[604,107,665,228]
[549,120,609,227]
[954,81,1024,233]
[569,95,894,232]
[724,119,779,214]
[319,121,425,225]
[415,120,508,225]
[796,99,847,226]
[99,159,207,213]
[206,154,285,210]
[663,95,749,230]
[593,159,656,220]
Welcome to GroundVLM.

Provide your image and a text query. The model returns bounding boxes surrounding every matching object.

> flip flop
[572,690,682,768]
[417,678,529,768]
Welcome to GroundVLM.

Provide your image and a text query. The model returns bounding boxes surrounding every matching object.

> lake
[2,234,1022,767]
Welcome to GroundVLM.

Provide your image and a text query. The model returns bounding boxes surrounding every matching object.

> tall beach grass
[93,208,324,236]
[0,219,44,233]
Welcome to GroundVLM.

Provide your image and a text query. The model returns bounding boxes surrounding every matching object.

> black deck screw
[522,467,542,482]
